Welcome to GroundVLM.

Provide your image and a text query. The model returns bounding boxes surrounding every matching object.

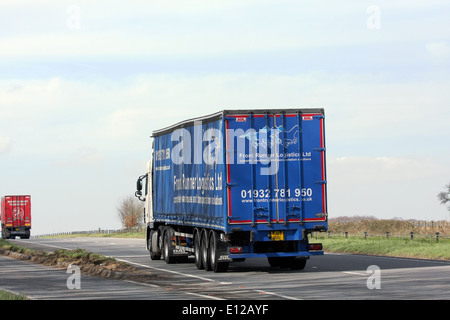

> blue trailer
[135,109,328,272]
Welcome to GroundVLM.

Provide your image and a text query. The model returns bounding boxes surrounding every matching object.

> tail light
[308,243,322,251]
[229,246,243,254]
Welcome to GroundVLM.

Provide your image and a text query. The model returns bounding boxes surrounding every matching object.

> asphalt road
[2,237,450,300]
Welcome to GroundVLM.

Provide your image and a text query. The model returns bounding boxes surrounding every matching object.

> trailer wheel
[194,229,204,269]
[201,229,212,271]
[209,231,229,273]
[163,228,176,264]
[2,229,10,239]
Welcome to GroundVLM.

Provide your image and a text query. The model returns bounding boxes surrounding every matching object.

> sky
[1,0,449,235]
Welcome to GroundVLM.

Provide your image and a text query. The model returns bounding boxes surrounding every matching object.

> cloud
[426,42,450,62]
[54,146,105,167]
[2,1,448,60]
[2,72,448,160]
[328,156,444,186]
[0,136,11,155]
[327,156,450,219]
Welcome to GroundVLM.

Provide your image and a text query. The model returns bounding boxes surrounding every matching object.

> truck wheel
[201,229,212,271]
[163,228,176,264]
[149,230,161,260]
[209,231,229,273]
[194,230,204,270]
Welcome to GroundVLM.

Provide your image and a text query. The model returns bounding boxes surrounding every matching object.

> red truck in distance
[1,195,31,239]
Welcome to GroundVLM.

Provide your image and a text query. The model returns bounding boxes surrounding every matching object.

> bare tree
[116,195,144,230]
[438,182,450,212]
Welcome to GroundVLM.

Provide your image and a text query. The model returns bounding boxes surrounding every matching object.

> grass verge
[0,239,36,256]
[0,238,160,291]
[319,236,450,261]
[0,241,124,300]
[0,239,136,273]
[0,289,27,300]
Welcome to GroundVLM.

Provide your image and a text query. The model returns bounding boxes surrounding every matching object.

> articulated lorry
[1,195,31,239]
[135,109,328,272]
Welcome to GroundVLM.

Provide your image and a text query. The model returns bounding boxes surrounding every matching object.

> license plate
[271,231,284,241]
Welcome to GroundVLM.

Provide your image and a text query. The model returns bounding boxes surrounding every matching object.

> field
[318,218,450,260]
[327,217,450,236]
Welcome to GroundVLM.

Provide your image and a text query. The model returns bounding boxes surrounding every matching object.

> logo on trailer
[239,124,301,149]
[12,207,25,221]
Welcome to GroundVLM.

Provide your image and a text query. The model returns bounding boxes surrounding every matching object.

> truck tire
[194,229,204,270]
[149,230,161,260]
[201,229,212,271]
[2,229,10,239]
[209,231,229,273]
[158,226,165,259]
[163,228,176,264]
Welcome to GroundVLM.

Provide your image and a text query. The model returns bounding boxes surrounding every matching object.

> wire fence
[316,231,449,242]
[325,219,450,241]
[31,228,138,239]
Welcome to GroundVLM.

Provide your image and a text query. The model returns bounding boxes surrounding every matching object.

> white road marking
[342,271,367,276]
[184,292,226,300]
[116,258,299,299]
[15,239,71,250]
[253,289,301,300]
[115,258,217,283]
